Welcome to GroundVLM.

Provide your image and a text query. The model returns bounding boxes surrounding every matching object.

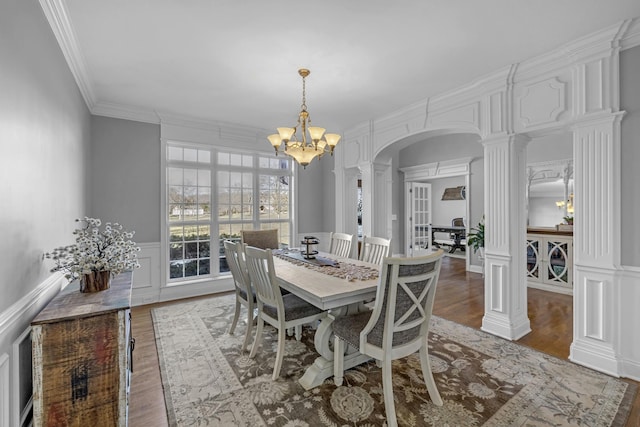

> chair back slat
[224,241,251,295]
[244,245,282,309]
[359,235,391,264]
[329,232,353,258]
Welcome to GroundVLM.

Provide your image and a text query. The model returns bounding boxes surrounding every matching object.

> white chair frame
[333,250,445,427]
[328,232,354,258]
[224,241,255,352]
[244,246,327,380]
[358,235,391,265]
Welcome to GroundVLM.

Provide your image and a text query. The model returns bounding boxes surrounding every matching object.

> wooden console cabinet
[31,272,133,426]
[526,228,573,295]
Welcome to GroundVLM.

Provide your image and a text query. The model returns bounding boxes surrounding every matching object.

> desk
[273,250,379,389]
[431,225,466,253]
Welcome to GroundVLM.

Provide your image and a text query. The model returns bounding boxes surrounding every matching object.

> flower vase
[81,270,112,293]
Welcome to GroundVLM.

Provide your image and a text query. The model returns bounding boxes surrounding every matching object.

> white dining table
[272,249,380,390]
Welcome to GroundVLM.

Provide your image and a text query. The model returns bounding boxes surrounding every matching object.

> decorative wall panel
[489,92,504,134]
[428,102,480,130]
[585,60,604,113]
[518,77,567,128]
[489,263,505,312]
[343,140,361,169]
[584,278,605,340]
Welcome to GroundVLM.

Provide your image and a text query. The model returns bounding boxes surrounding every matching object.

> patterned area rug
[152,295,636,426]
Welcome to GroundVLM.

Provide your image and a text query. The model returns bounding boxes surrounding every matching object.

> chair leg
[295,325,302,341]
[228,299,241,334]
[419,345,443,406]
[241,311,254,352]
[272,326,287,380]
[333,336,345,386]
[249,316,264,359]
[381,359,398,427]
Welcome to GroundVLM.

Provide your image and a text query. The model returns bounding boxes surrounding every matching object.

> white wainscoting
[1,353,9,427]
[12,328,32,427]
[0,272,67,427]
[131,242,162,306]
[620,267,640,381]
[131,242,235,306]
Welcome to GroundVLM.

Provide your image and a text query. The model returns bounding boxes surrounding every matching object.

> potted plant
[467,217,485,258]
[45,217,140,292]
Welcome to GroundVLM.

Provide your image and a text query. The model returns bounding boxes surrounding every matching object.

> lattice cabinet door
[526,233,573,294]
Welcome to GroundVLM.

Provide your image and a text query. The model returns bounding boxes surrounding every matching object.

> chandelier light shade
[268,68,341,168]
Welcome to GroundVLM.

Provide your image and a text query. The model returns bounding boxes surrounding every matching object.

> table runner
[274,249,379,281]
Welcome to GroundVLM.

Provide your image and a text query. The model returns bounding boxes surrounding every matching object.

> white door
[405,182,432,256]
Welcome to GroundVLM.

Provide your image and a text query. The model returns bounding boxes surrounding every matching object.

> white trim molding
[0,272,67,427]
[12,328,33,427]
[0,353,9,427]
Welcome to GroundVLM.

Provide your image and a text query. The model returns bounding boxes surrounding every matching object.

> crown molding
[92,101,161,124]
[621,17,640,49]
[39,0,95,109]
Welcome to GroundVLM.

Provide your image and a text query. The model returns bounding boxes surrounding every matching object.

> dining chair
[244,245,327,380]
[358,235,391,265]
[241,229,280,250]
[332,250,445,427]
[328,232,354,258]
[224,240,256,352]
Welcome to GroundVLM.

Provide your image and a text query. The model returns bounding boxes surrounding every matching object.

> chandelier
[267,69,341,168]
[556,193,574,214]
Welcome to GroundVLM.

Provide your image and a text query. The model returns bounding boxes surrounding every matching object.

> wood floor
[128,256,639,426]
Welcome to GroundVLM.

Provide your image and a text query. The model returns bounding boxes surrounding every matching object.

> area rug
[152,295,636,426]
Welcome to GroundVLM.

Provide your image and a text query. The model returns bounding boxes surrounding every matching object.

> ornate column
[569,112,623,375]
[481,134,531,340]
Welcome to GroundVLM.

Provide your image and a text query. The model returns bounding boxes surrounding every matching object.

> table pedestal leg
[299,303,370,390]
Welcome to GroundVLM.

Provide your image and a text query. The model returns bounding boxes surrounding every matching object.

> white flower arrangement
[45,217,141,281]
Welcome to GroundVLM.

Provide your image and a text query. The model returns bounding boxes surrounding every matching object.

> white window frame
[161,139,295,288]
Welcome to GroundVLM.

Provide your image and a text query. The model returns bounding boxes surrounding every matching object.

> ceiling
[56,0,640,134]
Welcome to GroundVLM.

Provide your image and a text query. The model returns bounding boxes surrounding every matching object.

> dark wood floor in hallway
[128,256,639,426]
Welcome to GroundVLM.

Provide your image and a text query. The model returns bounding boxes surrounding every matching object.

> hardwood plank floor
[129,256,639,426]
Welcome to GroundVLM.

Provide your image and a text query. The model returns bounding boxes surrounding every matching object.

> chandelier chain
[301,73,307,112]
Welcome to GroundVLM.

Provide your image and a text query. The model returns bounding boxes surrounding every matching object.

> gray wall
[428,176,466,226]
[621,45,640,267]
[90,116,161,243]
[397,133,484,258]
[0,0,91,313]
[526,132,572,163]
[296,153,331,234]
[91,115,329,244]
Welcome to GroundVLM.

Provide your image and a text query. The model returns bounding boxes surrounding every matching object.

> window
[166,143,292,282]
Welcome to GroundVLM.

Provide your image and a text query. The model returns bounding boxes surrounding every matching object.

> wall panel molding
[12,328,32,427]
[518,77,567,128]
[0,353,8,427]
[0,273,65,427]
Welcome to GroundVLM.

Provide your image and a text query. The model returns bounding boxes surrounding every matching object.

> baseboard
[570,339,621,378]
[621,357,640,382]
[527,281,573,295]
[468,265,483,274]
[159,276,234,303]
